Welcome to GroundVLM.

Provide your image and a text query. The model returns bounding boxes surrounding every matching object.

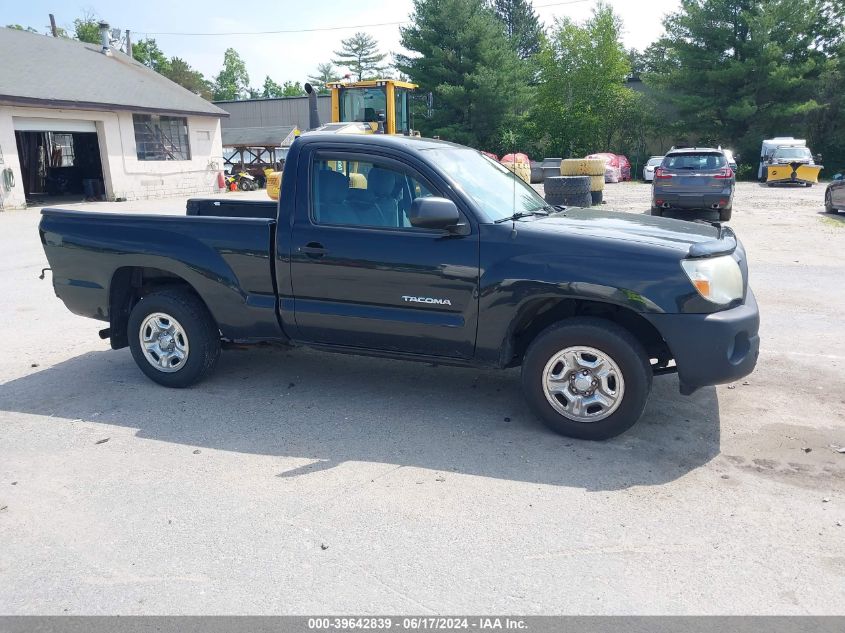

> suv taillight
[654,167,672,179]
[714,167,734,179]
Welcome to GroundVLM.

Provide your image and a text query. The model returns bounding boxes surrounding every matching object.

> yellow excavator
[266,79,419,200]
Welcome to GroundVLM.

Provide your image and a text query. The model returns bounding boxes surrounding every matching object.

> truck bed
[186,198,277,220]
[39,208,283,342]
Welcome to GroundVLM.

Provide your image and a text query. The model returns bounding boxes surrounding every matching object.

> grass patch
[819,214,845,227]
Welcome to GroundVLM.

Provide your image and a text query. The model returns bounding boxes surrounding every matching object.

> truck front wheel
[127,289,221,388]
[521,318,652,440]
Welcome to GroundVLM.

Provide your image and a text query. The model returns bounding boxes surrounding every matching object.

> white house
[0,27,228,210]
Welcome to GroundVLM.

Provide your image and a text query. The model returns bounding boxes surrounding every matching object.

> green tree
[647,0,844,163]
[307,62,339,94]
[332,32,387,81]
[282,81,306,96]
[490,0,543,59]
[807,43,845,173]
[396,0,531,151]
[261,76,285,98]
[132,38,171,74]
[532,4,635,156]
[73,15,100,44]
[166,57,212,100]
[213,48,250,100]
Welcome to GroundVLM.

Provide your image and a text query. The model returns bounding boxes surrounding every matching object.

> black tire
[128,288,221,388]
[563,192,593,208]
[760,166,768,183]
[546,192,592,207]
[650,207,663,217]
[545,175,591,196]
[590,190,603,205]
[719,208,732,221]
[521,318,652,440]
[825,189,837,213]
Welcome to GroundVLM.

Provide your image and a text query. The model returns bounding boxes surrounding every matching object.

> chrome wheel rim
[139,312,189,373]
[542,346,625,423]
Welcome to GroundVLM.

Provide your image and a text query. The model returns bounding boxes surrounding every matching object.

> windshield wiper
[493,207,549,223]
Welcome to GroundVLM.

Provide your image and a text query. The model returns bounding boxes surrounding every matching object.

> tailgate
[664,172,725,192]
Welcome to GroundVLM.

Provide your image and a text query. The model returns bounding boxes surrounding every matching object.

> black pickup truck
[40,133,759,439]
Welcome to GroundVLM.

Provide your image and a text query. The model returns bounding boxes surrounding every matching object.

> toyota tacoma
[39,133,760,440]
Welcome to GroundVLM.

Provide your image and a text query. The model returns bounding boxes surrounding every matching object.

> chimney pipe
[125,29,132,57]
[48,14,58,37]
[304,83,321,131]
[98,21,111,55]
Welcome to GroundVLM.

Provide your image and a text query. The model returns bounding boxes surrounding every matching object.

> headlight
[681,255,743,304]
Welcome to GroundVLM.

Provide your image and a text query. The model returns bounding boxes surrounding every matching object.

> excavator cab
[328,79,416,136]
[266,79,419,200]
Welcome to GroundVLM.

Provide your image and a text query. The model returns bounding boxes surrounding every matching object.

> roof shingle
[0,27,227,118]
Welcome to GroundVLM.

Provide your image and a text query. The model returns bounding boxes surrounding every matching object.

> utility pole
[125,30,132,57]
[48,14,58,37]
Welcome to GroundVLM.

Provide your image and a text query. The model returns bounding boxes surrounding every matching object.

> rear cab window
[664,152,728,171]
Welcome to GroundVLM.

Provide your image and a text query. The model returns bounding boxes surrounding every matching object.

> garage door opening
[14,129,105,205]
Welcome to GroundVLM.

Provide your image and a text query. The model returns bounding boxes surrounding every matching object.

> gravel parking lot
[1,181,844,614]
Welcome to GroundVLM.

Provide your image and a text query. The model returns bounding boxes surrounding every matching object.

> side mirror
[834,173,844,181]
[815,154,823,163]
[409,197,460,230]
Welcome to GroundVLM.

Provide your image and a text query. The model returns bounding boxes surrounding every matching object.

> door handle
[298,242,327,257]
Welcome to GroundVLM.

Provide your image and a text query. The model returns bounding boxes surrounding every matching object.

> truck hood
[519,208,729,256]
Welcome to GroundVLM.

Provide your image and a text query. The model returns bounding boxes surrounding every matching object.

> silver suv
[651,148,735,221]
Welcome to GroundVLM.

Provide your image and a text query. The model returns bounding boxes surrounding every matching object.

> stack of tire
[561,158,606,205]
[544,175,591,208]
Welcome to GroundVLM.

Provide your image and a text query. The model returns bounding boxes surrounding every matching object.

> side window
[311,155,438,229]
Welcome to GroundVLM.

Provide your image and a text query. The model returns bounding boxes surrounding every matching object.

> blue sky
[4,0,680,89]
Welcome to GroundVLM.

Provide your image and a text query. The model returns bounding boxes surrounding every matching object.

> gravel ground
[0,182,844,614]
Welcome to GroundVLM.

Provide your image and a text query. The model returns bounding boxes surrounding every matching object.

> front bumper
[644,289,760,394]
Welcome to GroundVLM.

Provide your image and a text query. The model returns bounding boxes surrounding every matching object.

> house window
[49,133,75,167]
[133,114,191,161]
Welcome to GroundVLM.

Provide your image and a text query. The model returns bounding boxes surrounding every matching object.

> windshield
[647,157,663,166]
[339,87,386,123]
[774,147,811,160]
[665,152,727,170]
[424,148,547,222]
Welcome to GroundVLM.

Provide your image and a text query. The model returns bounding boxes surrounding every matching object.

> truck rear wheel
[128,289,221,388]
[521,318,652,440]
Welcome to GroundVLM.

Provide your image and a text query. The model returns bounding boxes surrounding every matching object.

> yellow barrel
[502,161,531,183]
[349,172,368,189]
[266,171,282,201]
[561,158,605,177]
